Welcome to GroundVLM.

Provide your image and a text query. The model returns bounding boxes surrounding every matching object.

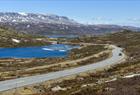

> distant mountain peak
[0,12,79,25]
[0,12,139,36]
[18,12,28,16]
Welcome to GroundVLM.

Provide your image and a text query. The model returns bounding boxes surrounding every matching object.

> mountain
[0,12,78,25]
[0,12,140,36]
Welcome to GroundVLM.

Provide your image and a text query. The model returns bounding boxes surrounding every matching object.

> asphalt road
[0,45,125,92]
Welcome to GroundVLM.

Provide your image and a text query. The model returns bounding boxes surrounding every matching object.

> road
[0,45,125,92]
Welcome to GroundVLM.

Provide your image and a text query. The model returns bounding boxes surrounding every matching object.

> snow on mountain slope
[0,12,79,25]
[0,12,139,36]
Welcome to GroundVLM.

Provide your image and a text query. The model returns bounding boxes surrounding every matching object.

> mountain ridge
[0,12,79,25]
[0,12,140,36]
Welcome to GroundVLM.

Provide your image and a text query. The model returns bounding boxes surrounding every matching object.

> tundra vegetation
[0,26,109,81]
[4,30,139,95]
[43,30,139,95]
[0,29,140,95]
[0,44,109,81]
[0,26,50,47]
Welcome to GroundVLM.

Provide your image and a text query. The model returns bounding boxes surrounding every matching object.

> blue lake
[47,35,78,38]
[0,44,79,58]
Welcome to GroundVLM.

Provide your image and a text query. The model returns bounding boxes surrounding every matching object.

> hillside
[0,26,50,47]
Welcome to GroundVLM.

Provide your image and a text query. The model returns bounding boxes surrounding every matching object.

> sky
[0,0,140,27]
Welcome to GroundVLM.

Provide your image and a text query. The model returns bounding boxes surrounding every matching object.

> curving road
[0,45,125,92]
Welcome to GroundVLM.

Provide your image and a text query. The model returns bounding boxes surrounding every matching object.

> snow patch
[51,86,67,92]
[18,12,28,16]
[27,25,30,28]
[123,73,140,78]
[105,78,117,83]
[105,73,140,83]
[12,39,20,43]
[12,20,16,22]
[81,84,94,88]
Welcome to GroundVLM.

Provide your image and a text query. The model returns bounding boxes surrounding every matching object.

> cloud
[92,17,112,21]
[83,17,140,27]
[127,18,140,22]
[90,17,113,24]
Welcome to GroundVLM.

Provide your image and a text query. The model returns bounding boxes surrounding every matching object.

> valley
[0,10,139,95]
[0,0,139,95]
[0,26,139,95]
